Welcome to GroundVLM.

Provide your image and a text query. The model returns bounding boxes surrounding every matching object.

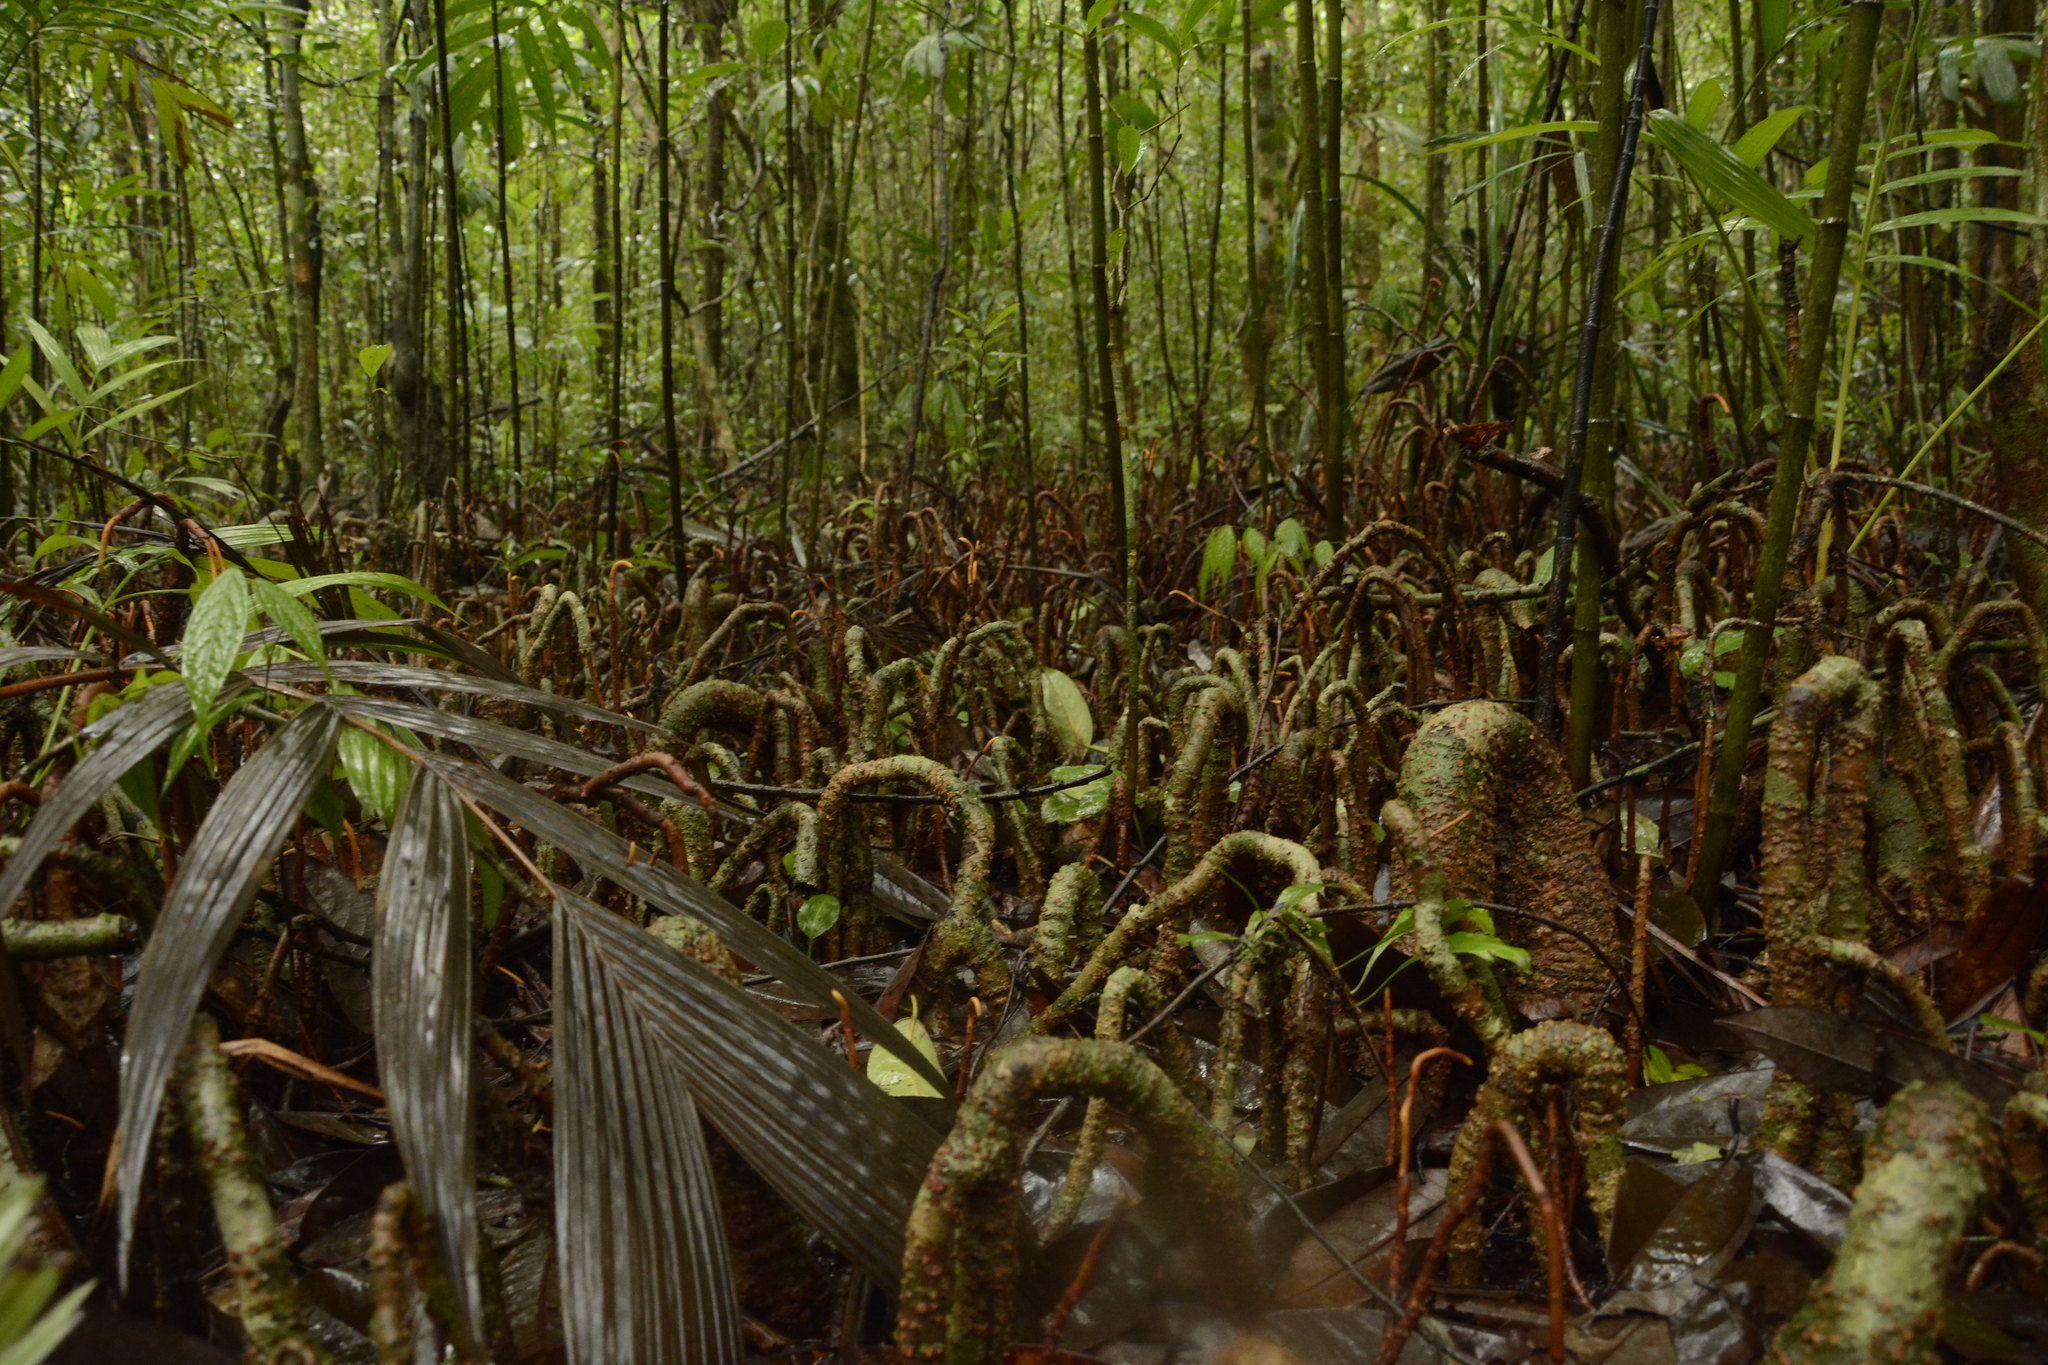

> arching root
[895,1038,1257,1363]
[1394,702,1619,1019]
[1442,1020,1625,1284]
[1770,1082,1998,1365]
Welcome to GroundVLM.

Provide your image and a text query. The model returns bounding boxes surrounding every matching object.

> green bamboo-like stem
[1537,0,1658,775]
[1693,0,1885,906]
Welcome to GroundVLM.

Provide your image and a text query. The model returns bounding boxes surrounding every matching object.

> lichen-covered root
[1770,1082,1999,1365]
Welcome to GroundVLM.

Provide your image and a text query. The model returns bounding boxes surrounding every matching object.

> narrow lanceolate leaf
[1645,109,1813,243]
[0,684,195,921]
[269,660,660,733]
[418,751,951,1094]
[180,568,249,720]
[556,892,938,1285]
[116,706,342,1278]
[0,646,102,675]
[374,772,482,1345]
[554,891,741,1365]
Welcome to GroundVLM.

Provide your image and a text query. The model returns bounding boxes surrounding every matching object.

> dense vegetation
[4,0,2048,1360]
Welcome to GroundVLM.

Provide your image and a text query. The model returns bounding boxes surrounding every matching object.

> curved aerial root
[895,1038,1258,1363]
[1034,831,1319,1036]
[2001,1088,2048,1241]
[1443,1020,1625,1284]
[818,756,1007,1002]
[1031,863,1103,979]
[1042,967,1204,1241]
[1394,702,1619,1019]
[1770,1082,1998,1365]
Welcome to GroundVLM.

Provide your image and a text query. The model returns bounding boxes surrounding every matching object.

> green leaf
[1115,122,1143,172]
[338,721,414,826]
[1757,0,1786,55]
[1730,105,1806,166]
[1273,516,1312,563]
[358,344,394,380]
[749,18,789,58]
[1272,882,1332,913]
[22,322,84,402]
[1671,1140,1724,1164]
[1685,78,1723,131]
[248,577,327,672]
[1038,669,1095,759]
[866,1004,945,1099]
[1109,91,1157,129]
[0,345,31,413]
[1197,526,1238,600]
[1123,10,1180,53]
[798,893,842,940]
[1083,0,1116,32]
[281,570,451,612]
[1646,108,1813,242]
[1041,765,1113,824]
[182,568,249,720]
[1427,119,1594,153]
[1443,931,1532,971]
[1873,206,2048,235]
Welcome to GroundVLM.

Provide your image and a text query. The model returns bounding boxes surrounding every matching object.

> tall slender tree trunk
[277,0,324,499]
[657,0,686,562]
[1083,20,1131,597]
[1242,31,1278,473]
[1293,1,1340,537]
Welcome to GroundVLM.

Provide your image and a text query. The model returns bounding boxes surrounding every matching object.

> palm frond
[419,751,951,1094]
[556,891,939,1286]
[553,890,741,1364]
[115,705,342,1277]
[373,770,483,1345]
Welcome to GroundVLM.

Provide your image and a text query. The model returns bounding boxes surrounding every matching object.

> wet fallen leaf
[1274,1169,1447,1309]
[1946,858,2048,1021]
[1718,1006,2015,1113]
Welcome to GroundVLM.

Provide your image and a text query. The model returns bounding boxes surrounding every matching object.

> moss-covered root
[1379,801,1512,1056]
[1393,701,1620,1019]
[818,757,1008,1001]
[1759,655,1879,1006]
[1443,1020,1625,1284]
[1033,831,1320,1036]
[1031,863,1104,980]
[1042,967,1204,1242]
[2002,1088,2048,1240]
[1771,1083,1999,1365]
[896,1038,1259,1363]
[178,1015,332,1365]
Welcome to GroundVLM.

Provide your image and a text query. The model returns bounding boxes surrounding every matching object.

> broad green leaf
[1115,123,1142,172]
[1975,35,2021,106]
[0,345,28,412]
[867,1006,945,1099]
[748,18,789,58]
[1197,525,1238,599]
[182,567,249,720]
[1109,91,1156,129]
[1646,109,1812,241]
[338,721,414,825]
[22,322,84,402]
[1758,0,1786,55]
[1729,105,1804,167]
[1040,765,1112,824]
[1083,0,1116,32]
[1443,931,1532,971]
[1124,10,1180,53]
[1038,668,1095,758]
[248,577,326,671]
[1273,517,1312,563]
[357,343,394,379]
[798,893,842,940]
[1685,78,1723,132]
